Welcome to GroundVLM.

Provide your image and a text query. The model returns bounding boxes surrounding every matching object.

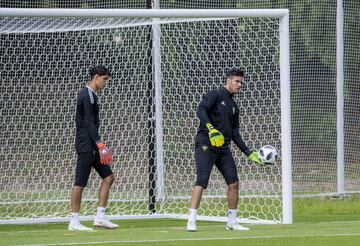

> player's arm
[232,106,263,165]
[196,90,224,147]
[196,90,218,124]
[82,94,101,143]
[232,129,262,165]
[232,129,251,155]
[83,95,112,165]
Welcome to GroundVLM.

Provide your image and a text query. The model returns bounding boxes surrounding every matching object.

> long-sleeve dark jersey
[75,86,101,153]
[195,87,251,156]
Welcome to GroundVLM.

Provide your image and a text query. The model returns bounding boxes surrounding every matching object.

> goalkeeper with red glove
[69,65,118,231]
[187,68,263,232]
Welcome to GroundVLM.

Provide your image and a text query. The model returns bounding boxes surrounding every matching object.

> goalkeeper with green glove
[187,68,263,232]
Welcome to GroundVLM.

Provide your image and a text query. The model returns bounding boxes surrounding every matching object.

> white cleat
[68,222,93,231]
[226,223,249,231]
[186,220,197,232]
[94,218,119,229]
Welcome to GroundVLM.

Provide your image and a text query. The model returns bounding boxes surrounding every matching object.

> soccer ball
[259,145,278,165]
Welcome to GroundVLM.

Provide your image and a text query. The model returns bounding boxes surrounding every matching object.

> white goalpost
[0,8,291,224]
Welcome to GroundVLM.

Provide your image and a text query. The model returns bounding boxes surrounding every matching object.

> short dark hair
[89,65,111,79]
[226,68,244,78]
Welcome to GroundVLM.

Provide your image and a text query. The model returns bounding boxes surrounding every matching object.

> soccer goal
[0,8,291,224]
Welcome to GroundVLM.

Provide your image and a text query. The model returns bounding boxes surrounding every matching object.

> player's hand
[205,123,224,147]
[96,141,112,165]
[247,151,264,166]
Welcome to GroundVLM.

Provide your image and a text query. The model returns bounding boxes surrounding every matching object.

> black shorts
[74,151,113,187]
[195,144,238,189]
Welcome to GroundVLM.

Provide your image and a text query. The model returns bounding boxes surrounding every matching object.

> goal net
[0,9,291,224]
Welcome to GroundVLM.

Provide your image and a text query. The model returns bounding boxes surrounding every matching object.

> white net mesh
[1,0,358,199]
[0,15,283,223]
[159,19,282,222]
[163,0,359,198]
[343,1,360,194]
[0,1,148,9]
[158,0,360,198]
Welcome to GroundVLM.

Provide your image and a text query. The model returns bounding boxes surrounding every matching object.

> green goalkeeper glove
[247,151,264,166]
[205,123,224,147]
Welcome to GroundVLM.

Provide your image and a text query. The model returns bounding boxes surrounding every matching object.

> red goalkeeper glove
[96,141,112,165]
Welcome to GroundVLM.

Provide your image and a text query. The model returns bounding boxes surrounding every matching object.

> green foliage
[292,109,337,154]
[293,1,337,69]
[161,0,237,8]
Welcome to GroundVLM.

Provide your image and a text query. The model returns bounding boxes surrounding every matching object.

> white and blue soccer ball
[259,145,278,165]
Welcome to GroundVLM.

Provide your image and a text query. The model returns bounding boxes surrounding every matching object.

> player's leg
[93,152,118,229]
[187,185,203,231]
[187,145,217,232]
[98,175,115,207]
[227,181,239,210]
[190,185,204,210]
[216,151,249,231]
[70,186,84,215]
[69,152,94,231]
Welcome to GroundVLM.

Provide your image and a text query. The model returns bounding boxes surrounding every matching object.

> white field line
[2,220,360,234]
[13,233,360,246]
[0,229,64,234]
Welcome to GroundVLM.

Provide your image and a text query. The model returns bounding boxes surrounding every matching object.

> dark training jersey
[195,87,251,156]
[75,86,101,153]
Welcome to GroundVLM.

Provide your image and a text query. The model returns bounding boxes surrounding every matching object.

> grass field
[2,195,360,246]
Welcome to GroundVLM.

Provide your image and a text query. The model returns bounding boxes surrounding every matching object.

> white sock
[188,208,197,222]
[71,212,79,224]
[96,207,106,220]
[228,209,237,225]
